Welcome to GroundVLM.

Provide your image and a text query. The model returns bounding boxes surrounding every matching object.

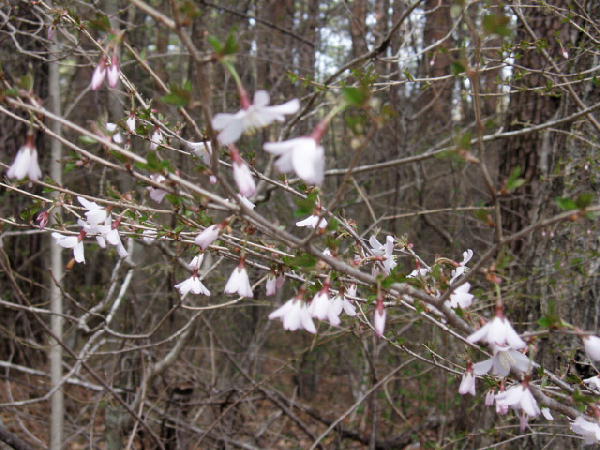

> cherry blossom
[473,348,530,378]
[230,146,256,197]
[106,122,123,144]
[266,273,285,297]
[7,135,42,181]
[77,196,107,226]
[90,57,107,90]
[106,53,120,88]
[584,376,600,391]
[268,295,316,333]
[174,255,210,297]
[186,140,212,165]
[52,231,85,263]
[369,235,396,274]
[224,261,253,298]
[212,89,299,145]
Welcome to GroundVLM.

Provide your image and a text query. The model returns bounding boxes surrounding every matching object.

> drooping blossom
[230,146,256,197]
[541,407,553,421]
[77,196,107,226]
[264,136,324,186]
[494,380,540,420]
[571,415,600,445]
[150,128,164,150]
[296,214,327,229]
[212,89,299,145]
[473,347,530,378]
[467,309,526,351]
[36,210,50,229]
[268,291,316,333]
[458,362,476,396]
[310,283,331,321]
[90,57,107,90]
[106,122,123,144]
[186,140,212,165]
[126,114,136,133]
[484,390,496,406]
[106,52,120,88]
[374,295,386,337]
[446,282,475,309]
[266,273,285,297]
[583,335,600,361]
[103,216,128,257]
[449,249,474,283]
[341,286,357,316]
[224,260,253,298]
[195,224,221,250]
[147,174,168,203]
[6,134,42,181]
[369,235,396,274]
[52,231,86,263]
[174,255,210,297]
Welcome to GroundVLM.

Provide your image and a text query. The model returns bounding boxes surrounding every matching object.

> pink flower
[195,224,221,250]
[7,135,42,181]
[52,231,86,263]
[104,216,128,258]
[485,390,496,406]
[268,295,316,333]
[106,122,123,144]
[224,261,253,298]
[36,210,50,229]
[230,146,256,197]
[90,57,107,90]
[583,335,600,361]
[212,89,299,145]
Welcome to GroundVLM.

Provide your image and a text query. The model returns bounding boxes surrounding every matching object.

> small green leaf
[294,192,318,218]
[575,193,594,209]
[483,14,511,37]
[451,61,466,76]
[342,86,369,107]
[282,253,317,269]
[79,135,98,145]
[556,197,577,211]
[88,14,111,32]
[506,166,526,192]
[161,82,192,107]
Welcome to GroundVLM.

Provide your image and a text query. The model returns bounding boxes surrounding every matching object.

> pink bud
[91,57,107,90]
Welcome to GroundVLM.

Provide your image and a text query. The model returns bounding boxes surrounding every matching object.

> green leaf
[223,32,239,55]
[161,82,192,107]
[506,166,526,192]
[342,86,369,107]
[556,197,577,211]
[19,74,34,91]
[483,14,511,37]
[208,36,223,53]
[451,61,466,76]
[79,135,98,145]
[575,193,594,209]
[88,14,111,32]
[294,192,318,218]
[282,253,317,269]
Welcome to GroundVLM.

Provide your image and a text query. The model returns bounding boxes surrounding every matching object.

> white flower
[269,297,316,333]
[296,214,327,229]
[106,54,120,88]
[584,335,600,361]
[446,282,475,309]
[450,249,474,283]
[341,288,357,316]
[106,122,123,144]
[212,90,299,145]
[584,376,600,391]
[541,407,553,421]
[186,140,212,165]
[571,416,600,445]
[467,314,526,351]
[142,229,157,242]
[494,383,540,418]
[188,254,204,270]
[195,225,220,250]
[90,58,107,90]
[77,196,107,226]
[265,274,285,297]
[52,232,85,263]
[369,235,396,274]
[126,114,136,133]
[484,390,495,406]
[150,128,164,150]
[458,369,476,396]
[103,216,128,257]
[174,275,210,297]
[473,348,530,377]
[264,137,324,186]
[407,267,430,278]
[232,160,256,197]
[7,136,42,181]
[310,287,331,321]
[148,174,168,203]
[374,307,386,337]
[224,264,253,298]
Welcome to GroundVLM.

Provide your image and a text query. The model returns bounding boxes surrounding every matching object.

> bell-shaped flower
[78,196,107,226]
[296,214,327,229]
[104,216,128,257]
[224,261,253,298]
[266,273,285,297]
[126,114,136,133]
[90,57,107,90]
[264,136,324,186]
[369,235,396,274]
[458,363,476,396]
[148,174,168,203]
[150,128,164,150]
[77,218,110,248]
[106,122,123,144]
[310,284,331,321]
[571,416,600,445]
[212,89,299,145]
[230,146,256,197]
[450,249,474,283]
[195,224,221,250]
[106,54,120,88]
[174,275,210,297]
[446,282,475,309]
[583,335,600,361]
[269,297,316,333]
[341,286,357,316]
[7,135,42,181]
[52,231,86,263]
[485,390,496,406]
[374,295,386,337]
[467,310,526,351]
[494,381,540,418]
